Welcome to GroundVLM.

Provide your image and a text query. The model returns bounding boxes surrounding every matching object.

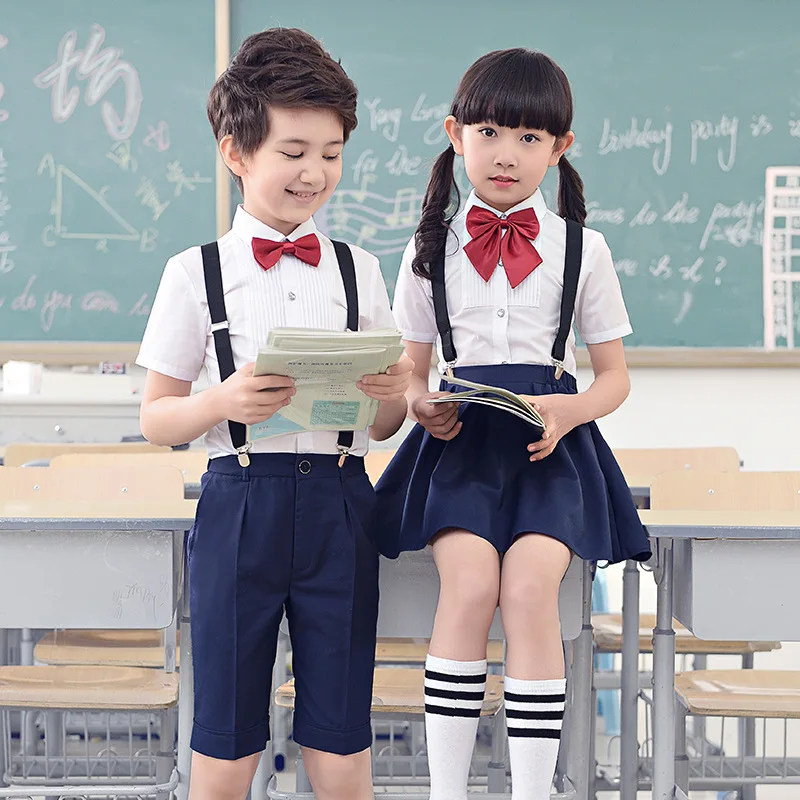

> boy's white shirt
[393,188,633,376]
[136,205,395,459]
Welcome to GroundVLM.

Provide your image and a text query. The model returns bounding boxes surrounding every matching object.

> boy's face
[223,107,345,235]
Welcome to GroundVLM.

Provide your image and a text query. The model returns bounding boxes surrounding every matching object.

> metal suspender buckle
[236,441,252,468]
[337,444,351,468]
[552,359,565,380]
[210,320,230,333]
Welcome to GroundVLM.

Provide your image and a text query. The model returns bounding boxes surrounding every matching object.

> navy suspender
[201,238,360,466]
[431,218,584,379]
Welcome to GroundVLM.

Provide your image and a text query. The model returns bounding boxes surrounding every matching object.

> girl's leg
[426,530,501,800]
[499,534,571,800]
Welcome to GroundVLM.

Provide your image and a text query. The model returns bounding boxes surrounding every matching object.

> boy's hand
[217,362,296,425]
[523,394,581,461]
[411,392,462,441]
[357,354,414,403]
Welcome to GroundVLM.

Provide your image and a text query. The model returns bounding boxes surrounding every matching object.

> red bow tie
[252,234,321,271]
[464,206,542,289]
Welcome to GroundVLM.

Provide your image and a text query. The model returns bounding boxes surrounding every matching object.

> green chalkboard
[0,0,216,343]
[232,0,800,348]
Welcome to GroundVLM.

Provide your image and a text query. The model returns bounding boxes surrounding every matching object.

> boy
[137,28,411,800]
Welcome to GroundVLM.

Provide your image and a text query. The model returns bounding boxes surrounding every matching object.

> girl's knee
[439,565,499,616]
[500,570,561,616]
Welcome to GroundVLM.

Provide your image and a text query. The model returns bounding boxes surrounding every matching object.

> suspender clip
[236,442,252,468]
[337,444,351,468]
[552,359,565,380]
[210,320,230,333]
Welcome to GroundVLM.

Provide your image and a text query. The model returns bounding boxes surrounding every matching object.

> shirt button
[497,308,506,318]
[288,292,296,302]
[500,213,508,220]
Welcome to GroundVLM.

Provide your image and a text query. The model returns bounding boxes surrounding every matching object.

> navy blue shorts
[188,453,380,760]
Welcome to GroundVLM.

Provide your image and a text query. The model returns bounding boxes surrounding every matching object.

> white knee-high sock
[424,654,487,800]
[504,676,566,800]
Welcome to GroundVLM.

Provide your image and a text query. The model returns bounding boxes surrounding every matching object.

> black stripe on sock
[425,686,484,702]
[425,704,481,718]
[504,691,566,703]
[425,669,486,684]
[506,708,565,721]
[507,727,562,739]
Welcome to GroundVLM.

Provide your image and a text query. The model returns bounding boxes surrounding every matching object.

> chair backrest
[50,450,207,484]
[0,465,186,503]
[614,447,740,486]
[3,441,170,467]
[651,470,800,511]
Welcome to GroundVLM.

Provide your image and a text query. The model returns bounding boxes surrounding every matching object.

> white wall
[584,366,800,471]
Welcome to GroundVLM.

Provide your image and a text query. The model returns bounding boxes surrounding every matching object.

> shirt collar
[464,188,548,223]
[231,205,319,243]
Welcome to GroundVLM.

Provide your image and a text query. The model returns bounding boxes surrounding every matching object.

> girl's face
[445,117,573,212]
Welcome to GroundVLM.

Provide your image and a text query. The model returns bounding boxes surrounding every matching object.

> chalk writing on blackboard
[33,24,142,141]
[144,121,170,152]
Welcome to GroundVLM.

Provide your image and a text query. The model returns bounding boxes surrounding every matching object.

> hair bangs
[454,49,572,136]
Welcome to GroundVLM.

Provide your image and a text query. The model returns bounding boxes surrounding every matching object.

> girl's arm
[526,339,629,461]
[403,341,462,440]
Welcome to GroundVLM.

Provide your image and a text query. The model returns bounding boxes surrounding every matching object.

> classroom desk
[0,498,196,798]
[0,493,593,800]
[639,510,800,800]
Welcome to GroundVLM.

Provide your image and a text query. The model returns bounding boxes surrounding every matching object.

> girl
[375,49,652,800]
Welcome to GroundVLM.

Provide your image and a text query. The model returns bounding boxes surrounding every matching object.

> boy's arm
[139,365,295,447]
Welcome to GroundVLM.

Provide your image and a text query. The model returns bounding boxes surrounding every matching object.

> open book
[427,370,545,434]
[250,328,405,441]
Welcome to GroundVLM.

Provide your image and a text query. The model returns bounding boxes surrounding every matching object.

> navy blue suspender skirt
[374,220,652,564]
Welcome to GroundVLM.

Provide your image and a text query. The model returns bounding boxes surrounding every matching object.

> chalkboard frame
[2,0,799,368]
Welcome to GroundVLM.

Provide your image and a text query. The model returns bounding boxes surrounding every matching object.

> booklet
[249,328,405,441]
[427,370,546,434]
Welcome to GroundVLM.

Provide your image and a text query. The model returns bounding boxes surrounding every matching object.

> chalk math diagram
[36,153,156,253]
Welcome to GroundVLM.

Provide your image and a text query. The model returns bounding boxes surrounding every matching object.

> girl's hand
[411,392,462,440]
[523,394,582,461]
[358,354,415,403]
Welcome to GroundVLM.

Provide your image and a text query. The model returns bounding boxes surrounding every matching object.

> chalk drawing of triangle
[55,165,140,241]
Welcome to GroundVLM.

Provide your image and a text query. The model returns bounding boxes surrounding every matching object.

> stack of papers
[249,328,405,441]
[428,370,545,434]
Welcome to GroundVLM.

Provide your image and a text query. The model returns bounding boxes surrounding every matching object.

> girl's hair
[412,48,585,279]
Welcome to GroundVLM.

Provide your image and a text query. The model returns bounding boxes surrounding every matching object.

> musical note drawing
[356,224,378,247]
[319,187,424,256]
[385,188,419,228]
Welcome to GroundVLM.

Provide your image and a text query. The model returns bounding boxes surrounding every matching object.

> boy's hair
[207,28,358,193]
[413,48,585,279]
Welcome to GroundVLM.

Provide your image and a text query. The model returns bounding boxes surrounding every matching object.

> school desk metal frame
[640,510,800,800]
[0,509,192,798]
